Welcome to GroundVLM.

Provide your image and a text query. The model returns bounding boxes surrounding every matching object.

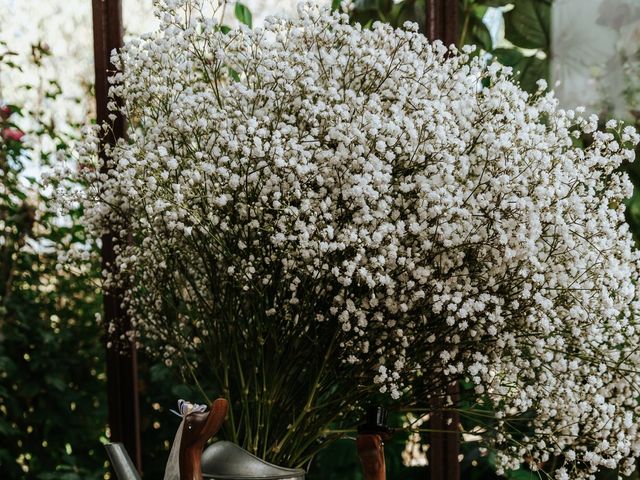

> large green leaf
[234,2,253,28]
[493,47,525,67]
[514,55,549,92]
[504,0,550,50]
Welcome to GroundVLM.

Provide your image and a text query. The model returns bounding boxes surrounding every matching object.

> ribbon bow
[170,399,207,418]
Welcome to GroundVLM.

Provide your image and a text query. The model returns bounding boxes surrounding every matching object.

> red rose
[2,129,25,142]
[0,105,11,120]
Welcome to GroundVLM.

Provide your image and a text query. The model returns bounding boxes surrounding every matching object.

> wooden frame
[91,0,142,471]
[426,3,460,479]
[427,0,459,47]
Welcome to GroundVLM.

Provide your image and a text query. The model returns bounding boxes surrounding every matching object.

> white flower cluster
[63,1,640,476]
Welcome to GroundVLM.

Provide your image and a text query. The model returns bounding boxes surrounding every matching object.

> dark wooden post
[427,0,459,47]
[425,2,461,478]
[91,0,142,471]
[428,382,460,480]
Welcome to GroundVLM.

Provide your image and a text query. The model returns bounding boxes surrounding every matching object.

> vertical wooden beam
[425,2,460,476]
[427,0,459,47]
[428,382,460,480]
[91,0,142,471]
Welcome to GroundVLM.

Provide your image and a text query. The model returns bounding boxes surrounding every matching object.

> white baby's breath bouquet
[56,0,640,476]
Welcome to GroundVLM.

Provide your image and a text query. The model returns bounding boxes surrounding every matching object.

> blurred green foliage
[0,73,107,479]
[0,41,202,479]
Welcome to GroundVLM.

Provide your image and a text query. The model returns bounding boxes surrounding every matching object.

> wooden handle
[179,398,228,480]
[357,434,386,480]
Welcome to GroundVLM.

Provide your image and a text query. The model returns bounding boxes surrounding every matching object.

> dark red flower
[0,105,12,120]
[2,129,25,142]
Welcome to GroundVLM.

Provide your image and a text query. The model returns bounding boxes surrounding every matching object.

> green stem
[458,7,472,48]
[268,332,338,462]
[224,364,239,443]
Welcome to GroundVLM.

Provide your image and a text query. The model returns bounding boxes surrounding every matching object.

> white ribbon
[163,400,208,480]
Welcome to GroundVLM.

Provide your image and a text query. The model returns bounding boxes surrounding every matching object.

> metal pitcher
[106,397,305,480]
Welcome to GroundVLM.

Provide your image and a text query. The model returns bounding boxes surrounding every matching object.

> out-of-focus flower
[0,105,12,120]
[2,128,25,142]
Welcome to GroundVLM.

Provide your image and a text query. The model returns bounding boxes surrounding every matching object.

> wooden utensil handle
[357,434,386,480]
[179,398,229,480]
